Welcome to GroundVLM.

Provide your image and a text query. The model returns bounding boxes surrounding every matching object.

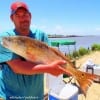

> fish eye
[17,40,22,44]
[81,73,84,77]
[6,38,12,42]
[17,39,25,46]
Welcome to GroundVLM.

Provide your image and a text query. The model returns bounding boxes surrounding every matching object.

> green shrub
[72,51,79,58]
[78,47,89,56]
[91,44,100,51]
[66,44,100,60]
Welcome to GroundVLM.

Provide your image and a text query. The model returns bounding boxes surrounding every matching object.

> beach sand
[44,51,100,100]
[76,51,100,67]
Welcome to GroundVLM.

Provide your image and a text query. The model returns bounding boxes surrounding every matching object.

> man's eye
[15,14,20,17]
[15,13,29,18]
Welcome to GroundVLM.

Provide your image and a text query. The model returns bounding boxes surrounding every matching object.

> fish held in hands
[2,36,100,95]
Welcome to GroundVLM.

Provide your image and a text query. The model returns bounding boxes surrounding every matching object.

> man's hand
[32,60,67,76]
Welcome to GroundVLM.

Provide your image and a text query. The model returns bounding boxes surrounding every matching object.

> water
[49,36,100,54]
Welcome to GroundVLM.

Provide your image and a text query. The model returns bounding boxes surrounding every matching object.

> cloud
[39,25,47,30]
[54,25,65,34]
[30,23,100,35]
[95,27,100,32]
[31,24,47,30]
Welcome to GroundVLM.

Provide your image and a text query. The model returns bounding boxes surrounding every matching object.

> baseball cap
[11,1,29,15]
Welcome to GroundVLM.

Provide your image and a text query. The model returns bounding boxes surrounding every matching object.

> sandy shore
[76,51,100,67]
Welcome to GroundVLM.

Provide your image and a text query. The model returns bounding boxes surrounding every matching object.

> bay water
[49,36,100,54]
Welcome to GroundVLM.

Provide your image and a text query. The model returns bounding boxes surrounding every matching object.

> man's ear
[29,12,32,19]
[10,15,14,21]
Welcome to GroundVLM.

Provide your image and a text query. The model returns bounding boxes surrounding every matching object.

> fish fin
[50,47,71,61]
[26,50,36,61]
[74,70,100,96]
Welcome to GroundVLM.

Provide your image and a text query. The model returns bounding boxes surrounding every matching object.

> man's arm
[7,58,66,76]
[7,58,37,75]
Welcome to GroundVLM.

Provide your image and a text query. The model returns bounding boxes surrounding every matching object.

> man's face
[11,8,31,31]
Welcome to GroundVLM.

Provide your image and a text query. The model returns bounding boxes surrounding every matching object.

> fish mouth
[2,37,9,48]
[3,40,8,47]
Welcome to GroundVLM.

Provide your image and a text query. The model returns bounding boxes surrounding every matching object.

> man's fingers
[51,60,66,66]
[58,66,71,76]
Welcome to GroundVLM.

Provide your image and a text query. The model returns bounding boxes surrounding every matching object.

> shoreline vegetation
[67,43,100,60]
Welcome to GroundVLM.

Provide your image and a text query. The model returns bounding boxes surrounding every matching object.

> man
[0,1,65,100]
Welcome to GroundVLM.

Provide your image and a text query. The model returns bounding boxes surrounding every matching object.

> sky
[0,0,100,36]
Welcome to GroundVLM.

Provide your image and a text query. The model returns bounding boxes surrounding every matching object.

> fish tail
[73,70,100,96]
[59,66,100,96]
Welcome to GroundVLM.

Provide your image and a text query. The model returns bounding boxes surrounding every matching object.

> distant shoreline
[48,35,98,38]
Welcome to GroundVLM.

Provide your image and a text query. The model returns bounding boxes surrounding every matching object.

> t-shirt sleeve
[41,32,51,46]
[34,29,51,46]
[0,32,18,63]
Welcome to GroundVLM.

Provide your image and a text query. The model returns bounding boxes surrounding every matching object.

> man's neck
[19,31,29,36]
[15,29,30,36]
